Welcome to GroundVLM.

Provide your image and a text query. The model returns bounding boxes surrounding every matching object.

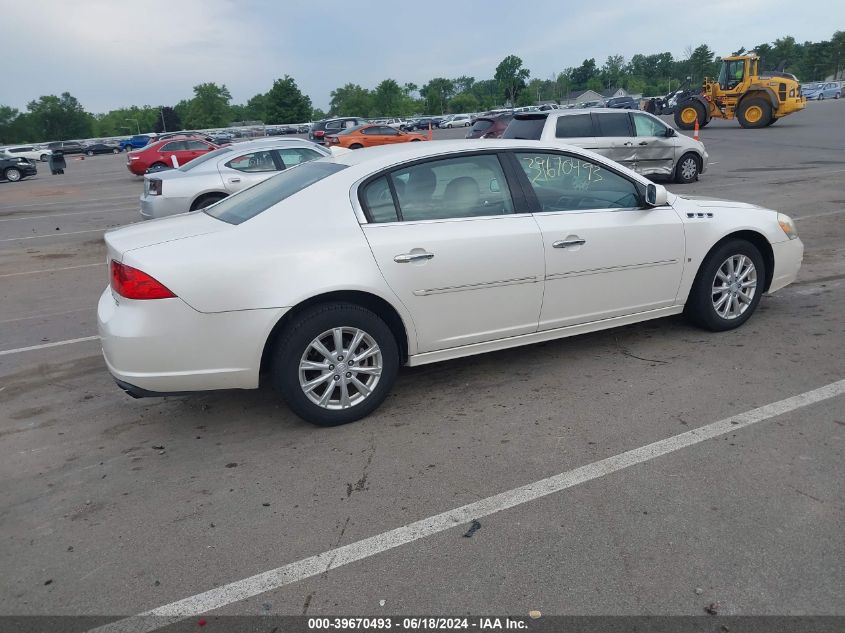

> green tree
[329,83,373,116]
[153,106,181,133]
[601,54,625,88]
[0,105,21,142]
[449,92,479,113]
[26,92,93,140]
[571,58,598,88]
[586,77,603,92]
[311,107,326,121]
[184,83,232,128]
[494,55,530,105]
[265,75,312,123]
[420,78,455,114]
[243,93,267,121]
[372,79,404,116]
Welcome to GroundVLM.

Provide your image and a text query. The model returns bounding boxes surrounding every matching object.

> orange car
[325,124,427,149]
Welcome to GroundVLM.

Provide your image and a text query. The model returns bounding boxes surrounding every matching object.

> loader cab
[719,58,747,91]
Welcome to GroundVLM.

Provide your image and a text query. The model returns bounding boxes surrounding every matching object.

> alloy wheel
[298,327,382,410]
[680,157,698,181]
[711,255,758,320]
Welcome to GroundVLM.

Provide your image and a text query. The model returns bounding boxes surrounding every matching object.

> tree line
[1,31,842,144]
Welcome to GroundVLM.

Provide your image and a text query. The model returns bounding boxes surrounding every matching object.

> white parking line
[0,206,137,222]
[795,208,845,221]
[0,336,99,356]
[87,378,845,633]
[0,307,94,325]
[0,263,104,278]
[0,228,107,243]
[0,194,131,210]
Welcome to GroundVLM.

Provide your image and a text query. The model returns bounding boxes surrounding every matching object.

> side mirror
[665,127,676,137]
[646,183,668,207]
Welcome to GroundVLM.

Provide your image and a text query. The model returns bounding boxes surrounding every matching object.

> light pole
[126,118,140,135]
[159,109,167,133]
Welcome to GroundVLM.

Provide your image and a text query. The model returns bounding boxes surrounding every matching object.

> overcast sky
[1,0,842,113]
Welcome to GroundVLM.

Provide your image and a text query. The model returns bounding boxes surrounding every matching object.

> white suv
[502,109,708,183]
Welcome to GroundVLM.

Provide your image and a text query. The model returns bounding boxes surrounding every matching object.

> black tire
[349,143,363,150]
[766,117,778,126]
[410,138,421,142]
[190,193,226,211]
[40,154,49,161]
[685,239,766,332]
[272,303,399,426]
[674,152,701,184]
[149,162,168,171]
[737,97,772,128]
[4,167,22,182]
[112,148,120,154]
[86,150,94,156]
[674,100,706,130]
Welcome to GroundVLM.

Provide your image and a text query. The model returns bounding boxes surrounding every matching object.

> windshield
[502,116,547,140]
[205,161,348,225]
[178,146,233,172]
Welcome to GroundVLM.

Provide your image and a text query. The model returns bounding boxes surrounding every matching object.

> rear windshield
[178,146,233,171]
[470,119,493,132]
[205,161,348,225]
[502,115,547,140]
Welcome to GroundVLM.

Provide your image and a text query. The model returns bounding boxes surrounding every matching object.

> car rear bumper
[139,195,191,220]
[97,288,287,393]
[768,238,803,293]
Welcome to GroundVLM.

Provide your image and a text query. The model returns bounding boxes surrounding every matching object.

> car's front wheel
[40,154,49,161]
[4,167,22,182]
[675,152,701,184]
[685,239,766,331]
[273,303,399,426]
[86,150,94,156]
[112,148,120,154]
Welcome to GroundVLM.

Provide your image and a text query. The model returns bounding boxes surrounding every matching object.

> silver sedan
[139,138,330,220]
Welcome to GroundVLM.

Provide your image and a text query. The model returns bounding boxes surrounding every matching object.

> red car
[126,136,219,175]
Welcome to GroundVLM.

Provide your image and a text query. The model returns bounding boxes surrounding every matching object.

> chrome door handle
[623,141,633,146]
[553,239,586,248]
[228,177,241,183]
[394,252,434,263]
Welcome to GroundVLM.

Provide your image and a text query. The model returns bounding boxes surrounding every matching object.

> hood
[105,212,228,262]
[674,195,764,210]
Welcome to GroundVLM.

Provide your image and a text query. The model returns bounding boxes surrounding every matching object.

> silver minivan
[502,109,708,183]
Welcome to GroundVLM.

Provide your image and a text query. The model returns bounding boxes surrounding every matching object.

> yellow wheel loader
[674,53,806,129]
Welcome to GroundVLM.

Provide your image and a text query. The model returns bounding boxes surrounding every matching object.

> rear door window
[160,141,187,151]
[225,150,278,172]
[276,147,323,168]
[555,114,594,138]
[594,113,633,137]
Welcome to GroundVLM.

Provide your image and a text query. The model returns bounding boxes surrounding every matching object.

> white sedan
[139,138,329,219]
[99,140,803,426]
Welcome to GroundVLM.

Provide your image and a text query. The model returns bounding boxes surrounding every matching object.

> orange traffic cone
[693,118,700,142]
[428,122,433,141]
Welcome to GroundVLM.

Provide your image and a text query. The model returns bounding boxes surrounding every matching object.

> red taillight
[110,260,175,300]
[314,130,325,137]
[326,136,338,145]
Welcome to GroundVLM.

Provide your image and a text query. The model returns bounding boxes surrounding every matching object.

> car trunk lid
[105,212,228,263]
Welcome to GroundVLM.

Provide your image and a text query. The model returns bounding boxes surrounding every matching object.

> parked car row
[801,82,841,100]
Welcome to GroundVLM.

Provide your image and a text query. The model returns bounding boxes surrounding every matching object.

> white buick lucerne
[98,140,803,426]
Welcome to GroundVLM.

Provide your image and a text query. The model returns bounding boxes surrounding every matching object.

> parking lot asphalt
[1,101,843,625]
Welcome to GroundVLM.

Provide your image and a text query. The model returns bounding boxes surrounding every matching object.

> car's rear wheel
[86,150,94,156]
[685,239,765,331]
[273,303,399,426]
[40,154,49,161]
[410,138,421,142]
[4,167,22,182]
[148,162,168,171]
[349,143,363,150]
[674,152,701,184]
[190,193,226,211]
[737,98,772,128]
[112,148,120,154]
